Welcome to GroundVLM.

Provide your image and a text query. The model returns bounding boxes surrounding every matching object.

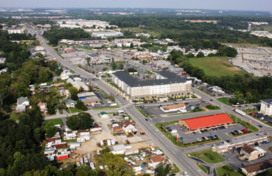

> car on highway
[116,94,119,96]
[197,138,201,141]
[259,125,263,128]
[145,119,148,121]
[210,99,213,101]
[123,98,126,100]
[183,171,189,176]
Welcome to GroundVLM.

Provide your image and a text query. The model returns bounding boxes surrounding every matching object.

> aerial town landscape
[1,1,272,176]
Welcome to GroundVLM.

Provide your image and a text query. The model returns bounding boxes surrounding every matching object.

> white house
[34,45,44,51]
[109,144,126,154]
[120,121,137,133]
[148,155,165,168]
[0,68,8,74]
[17,97,30,106]
[65,100,76,108]
[100,112,109,119]
[16,104,26,113]
[260,99,272,116]
[60,70,73,80]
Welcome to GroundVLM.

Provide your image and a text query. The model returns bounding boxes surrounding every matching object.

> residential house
[17,97,30,106]
[65,100,77,108]
[120,121,137,133]
[0,68,8,74]
[148,155,165,168]
[100,112,109,119]
[112,126,123,134]
[38,101,48,112]
[16,104,26,113]
[0,57,6,64]
[60,70,73,80]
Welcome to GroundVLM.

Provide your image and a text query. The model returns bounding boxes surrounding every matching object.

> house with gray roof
[17,97,30,106]
[65,100,77,108]
[112,71,192,100]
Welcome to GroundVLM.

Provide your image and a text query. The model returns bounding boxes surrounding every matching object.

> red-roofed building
[179,114,233,131]
[148,155,165,168]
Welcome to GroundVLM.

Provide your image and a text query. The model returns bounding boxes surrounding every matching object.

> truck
[110,103,117,107]
[234,109,246,116]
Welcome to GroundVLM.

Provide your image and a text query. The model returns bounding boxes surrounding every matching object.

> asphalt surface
[27,25,272,176]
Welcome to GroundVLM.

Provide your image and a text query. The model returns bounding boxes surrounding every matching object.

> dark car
[163,100,167,102]
[144,102,148,103]
[215,135,219,138]
[145,118,148,121]
[259,125,263,128]
[210,99,213,101]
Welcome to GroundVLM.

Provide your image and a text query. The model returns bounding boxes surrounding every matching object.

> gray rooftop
[65,100,76,105]
[87,54,99,58]
[260,99,272,104]
[113,71,188,87]
[17,97,29,105]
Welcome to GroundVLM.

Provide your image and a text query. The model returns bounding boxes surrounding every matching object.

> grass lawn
[189,56,247,77]
[217,97,235,106]
[123,27,161,37]
[10,110,19,120]
[197,164,208,174]
[92,105,120,110]
[228,114,259,133]
[251,24,272,33]
[44,118,64,126]
[135,106,148,117]
[170,166,180,174]
[69,107,82,113]
[188,149,225,164]
[216,165,245,176]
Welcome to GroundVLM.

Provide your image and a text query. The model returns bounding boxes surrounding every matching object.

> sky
[1,0,271,11]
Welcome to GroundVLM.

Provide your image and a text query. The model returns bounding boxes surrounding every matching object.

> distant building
[6,28,25,34]
[160,103,186,113]
[0,57,6,64]
[92,32,123,38]
[17,97,30,106]
[38,101,48,112]
[148,155,165,168]
[77,92,100,105]
[65,100,77,108]
[110,144,126,155]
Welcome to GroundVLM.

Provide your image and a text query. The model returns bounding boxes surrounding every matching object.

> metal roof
[113,71,188,87]
[260,99,272,104]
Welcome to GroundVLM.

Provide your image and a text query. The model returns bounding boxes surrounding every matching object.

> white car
[197,138,201,141]
[183,171,189,176]
[97,150,100,155]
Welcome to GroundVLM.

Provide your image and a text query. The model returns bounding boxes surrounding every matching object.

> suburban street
[27,25,272,176]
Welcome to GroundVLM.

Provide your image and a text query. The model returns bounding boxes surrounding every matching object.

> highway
[28,25,272,176]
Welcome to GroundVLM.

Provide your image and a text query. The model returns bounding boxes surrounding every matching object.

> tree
[119,63,124,69]
[75,100,88,111]
[111,62,117,70]
[45,123,58,138]
[79,86,84,93]
[64,83,73,90]
[71,94,78,101]
[109,92,115,101]
[86,57,91,65]
[103,67,108,72]
[102,153,135,176]
[66,112,94,130]
[130,43,134,48]
[155,163,171,176]
[196,52,205,57]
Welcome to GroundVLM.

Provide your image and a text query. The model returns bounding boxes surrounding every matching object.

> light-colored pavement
[28,25,272,176]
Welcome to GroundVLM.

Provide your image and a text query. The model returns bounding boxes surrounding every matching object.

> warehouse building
[160,103,186,113]
[112,71,191,100]
[77,92,100,105]
[179,114,233,131]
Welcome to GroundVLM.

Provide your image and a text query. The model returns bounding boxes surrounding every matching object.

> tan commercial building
[213,134,268,154]
[242,159,272,176]
[160,103,186,112]
[77,92,100,105]
[112,71,192,100]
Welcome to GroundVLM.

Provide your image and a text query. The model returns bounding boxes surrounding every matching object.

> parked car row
[229,129,250,136]
[197,126,227,134]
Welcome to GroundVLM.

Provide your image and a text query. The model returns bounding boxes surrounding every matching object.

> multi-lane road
[27,25,272,176]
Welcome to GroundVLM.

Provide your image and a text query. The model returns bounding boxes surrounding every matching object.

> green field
[123,27,162,37]
[189,56,247,77]
[188,149,225,164]
[216,165,245,176]
[10,110,19,120]
[252,24,272,33]
[69,107,82,113]
[217,97,235,106]
[44,118,64,126]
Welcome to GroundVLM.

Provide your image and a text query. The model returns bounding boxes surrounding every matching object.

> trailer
[56,154,69,160]
[234,109,246,116]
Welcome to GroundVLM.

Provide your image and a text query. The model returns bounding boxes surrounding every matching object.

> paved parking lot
[165,123,246,143]
[195,84,232,97]
[251,112,272,125]
[140,100,210,117]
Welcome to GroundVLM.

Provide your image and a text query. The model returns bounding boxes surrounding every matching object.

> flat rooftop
[113,71,189,87]
[162,103,185,110]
